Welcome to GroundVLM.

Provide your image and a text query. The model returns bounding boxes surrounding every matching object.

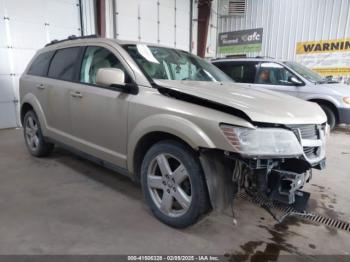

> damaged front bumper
[200,123,328,211]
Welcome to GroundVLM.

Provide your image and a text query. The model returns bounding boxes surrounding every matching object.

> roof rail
[225,54,247,59]
[255,56,275,59]
[45,34,100,47]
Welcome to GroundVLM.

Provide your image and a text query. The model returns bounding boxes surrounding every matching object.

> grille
[288,124,322,160]
[291,124,319,140]
[303,147,318,158]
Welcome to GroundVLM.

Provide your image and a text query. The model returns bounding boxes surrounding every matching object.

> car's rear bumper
[338,107,350,124]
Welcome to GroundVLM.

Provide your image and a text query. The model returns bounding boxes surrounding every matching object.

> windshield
[124,44,232,82]
[283,61,325,83]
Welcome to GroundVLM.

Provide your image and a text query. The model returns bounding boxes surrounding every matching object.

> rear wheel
[319,104,336,130]
[141,140,209,228]
[23,110,54,157]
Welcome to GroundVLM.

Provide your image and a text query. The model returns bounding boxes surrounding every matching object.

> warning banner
[296,38,350,54]
[313,67,350,76]
[296,38,350,77]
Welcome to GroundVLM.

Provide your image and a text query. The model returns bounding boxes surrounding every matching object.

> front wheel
[141,140,209,228]
[23,110,54,157]
[319,104,336,130]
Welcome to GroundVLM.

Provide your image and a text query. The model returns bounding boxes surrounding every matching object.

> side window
[256,62,296,86]
[80,46,130,85]
[27,51,55,77]
[48,47,81,81]
[214,62,257,83]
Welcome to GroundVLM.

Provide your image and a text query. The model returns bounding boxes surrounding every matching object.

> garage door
[115,0,190,51]
[0,0,81,129]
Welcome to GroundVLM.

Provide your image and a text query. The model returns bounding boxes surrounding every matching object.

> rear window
[27,51,55,77]
[48,47,81,81]
[214,62,257,83]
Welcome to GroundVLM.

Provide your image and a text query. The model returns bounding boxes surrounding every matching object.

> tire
[319,104,336,130]
[141,140,209,228]
[23,110,54,157]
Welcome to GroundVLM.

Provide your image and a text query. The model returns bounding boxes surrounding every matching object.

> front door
[70,45,132,168]
[254,62,300,98]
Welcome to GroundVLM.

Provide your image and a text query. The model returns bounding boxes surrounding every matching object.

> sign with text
[296,38,350,76]
[218,28,263,54]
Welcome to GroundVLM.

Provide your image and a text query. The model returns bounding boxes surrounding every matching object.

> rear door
[254,62,301,97]
[69,45,132,168]
[23,51,56,125]
[45,46,83,143]
[214,61,258,88]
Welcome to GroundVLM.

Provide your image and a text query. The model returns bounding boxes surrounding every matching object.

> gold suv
[20,35,328,228]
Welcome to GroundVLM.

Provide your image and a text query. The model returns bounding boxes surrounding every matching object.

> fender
[127,114,216,173]
[21,93,49,136]
[303,94,340,108]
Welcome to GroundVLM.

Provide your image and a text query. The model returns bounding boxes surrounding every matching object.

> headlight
[343,97,350,105]
[220,124,303,156]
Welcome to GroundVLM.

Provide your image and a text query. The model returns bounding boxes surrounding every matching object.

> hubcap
[147,153,192,217]
[25,116,39,151]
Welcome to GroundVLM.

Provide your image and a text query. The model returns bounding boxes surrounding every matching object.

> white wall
[81,0,96,35]
[218,0,350,60]
[110,0,191,51]
[0,0,82,129]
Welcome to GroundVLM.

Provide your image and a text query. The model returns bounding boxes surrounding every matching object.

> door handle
[70,91,83,98]
[36,84,45,90]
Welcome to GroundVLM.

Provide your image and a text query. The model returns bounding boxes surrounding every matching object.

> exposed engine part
[230,158,315,223]
[269,169,311,204]
[199,149,315,224]
[230,158,312,205]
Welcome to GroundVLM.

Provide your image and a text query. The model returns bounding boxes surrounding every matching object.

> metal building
[217,0,350,60]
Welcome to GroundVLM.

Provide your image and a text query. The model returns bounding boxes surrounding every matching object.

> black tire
[23,110,54,157]
[319,104,336,130]
[141,140,209,228]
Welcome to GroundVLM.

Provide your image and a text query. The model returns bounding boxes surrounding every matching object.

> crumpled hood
[155,80,327,125]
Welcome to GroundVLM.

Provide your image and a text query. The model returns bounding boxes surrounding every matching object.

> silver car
[20,36,327,228]
[212,58,350,129]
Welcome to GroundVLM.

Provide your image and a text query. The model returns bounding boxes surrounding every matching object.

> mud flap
[199,150,234,212]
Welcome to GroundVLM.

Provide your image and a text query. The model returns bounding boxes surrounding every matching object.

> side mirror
[95,68,138,94]
[289,76,303,86]
[96,68,125,87]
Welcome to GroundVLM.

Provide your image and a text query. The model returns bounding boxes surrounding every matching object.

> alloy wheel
[25,116,40,151]
[147,153,192,217]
